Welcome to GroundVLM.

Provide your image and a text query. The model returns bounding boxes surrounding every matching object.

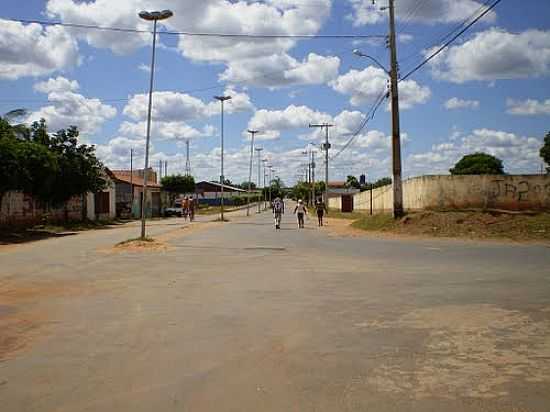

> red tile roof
[111,171,161,188]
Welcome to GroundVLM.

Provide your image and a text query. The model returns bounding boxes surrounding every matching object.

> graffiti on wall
[490,180,550,202]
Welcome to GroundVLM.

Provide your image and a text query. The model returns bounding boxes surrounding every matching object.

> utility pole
[130,148,134,212]
[262,159,268,210]
[255,147,263,213]
[214,95,232,222]
[309,123,333,207]
[184,139,191,176]
[164,160,167,177]
[311,150,316,205]
[247,130,259,216]
[387,0,404,217]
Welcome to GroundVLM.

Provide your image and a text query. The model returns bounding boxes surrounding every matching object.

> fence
[329,175,550,213]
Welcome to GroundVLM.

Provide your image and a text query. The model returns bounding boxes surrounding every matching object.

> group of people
[271,197,327,230]
[181,196,196,221]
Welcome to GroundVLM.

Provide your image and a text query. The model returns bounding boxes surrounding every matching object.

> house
[85,168,116,221]
[195,181,248,205]
[111,169,162,218]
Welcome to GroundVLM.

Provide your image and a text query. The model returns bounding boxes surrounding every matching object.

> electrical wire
[7,18,386,39]
[330,87,388,161]
[400,0,503,82]
[398,0,496,70]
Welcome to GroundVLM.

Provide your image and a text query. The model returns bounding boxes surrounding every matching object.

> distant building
[327,181,360,198]
[111,169,162,218]
[195,181,247,205]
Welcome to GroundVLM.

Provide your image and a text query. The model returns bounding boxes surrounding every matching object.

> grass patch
[351,214,397,231]
[116,236,155,246]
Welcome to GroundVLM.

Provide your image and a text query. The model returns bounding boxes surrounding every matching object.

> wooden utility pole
[247,130,259,216]
[309,123,333,206]
[388,0,404,217]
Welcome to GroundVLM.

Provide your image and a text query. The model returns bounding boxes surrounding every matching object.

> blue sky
[1,0,549,185]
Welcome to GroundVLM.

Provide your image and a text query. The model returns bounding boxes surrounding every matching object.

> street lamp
[214,95,232,222]
[352,49,390,75]
[247,129,260,216]
[138,8,173,239]
[255,147,263,213]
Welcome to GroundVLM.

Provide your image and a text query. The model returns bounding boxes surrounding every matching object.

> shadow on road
[0,230,77,246]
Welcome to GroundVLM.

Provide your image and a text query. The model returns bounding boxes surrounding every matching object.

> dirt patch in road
[324,218,368,238]
[357,304,550,400]
[0,279,84,361]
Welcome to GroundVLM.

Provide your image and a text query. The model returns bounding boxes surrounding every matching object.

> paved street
[1,207,550,411]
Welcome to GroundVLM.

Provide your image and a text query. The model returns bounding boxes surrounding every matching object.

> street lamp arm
[352,49,390,75]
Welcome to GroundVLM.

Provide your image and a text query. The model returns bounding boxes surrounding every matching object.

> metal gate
[341,195,354,213]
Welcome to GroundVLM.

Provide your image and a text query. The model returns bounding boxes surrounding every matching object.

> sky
[1,0,549,186]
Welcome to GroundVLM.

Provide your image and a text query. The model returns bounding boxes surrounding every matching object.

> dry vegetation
[328,210,550,242]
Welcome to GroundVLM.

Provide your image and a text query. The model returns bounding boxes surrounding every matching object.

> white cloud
[95,136,147,170]
[506,98,550,116]
[46,0,334,88]
[137,63,151,73]
[398,33,414,44]
[0,19,79,80]
[118,121,215,141]
[406,129,543,175]
[246,105,332,140]
[330,66,431,109]
[220,53,340,88]
[348,0,496,27]
[444,97,480,110]
[429,29,550,83]
[123,88,253,122]
[26,76,117,136]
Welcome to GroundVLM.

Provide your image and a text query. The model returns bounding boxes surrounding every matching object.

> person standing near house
[315,197,327,227]
[272,196,284,230]
[182,196,189,220]
[293,199,308,229]
[188,195,196,221]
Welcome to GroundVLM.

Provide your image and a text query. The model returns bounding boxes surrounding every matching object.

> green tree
[345,175,360,189]
[161,175,196,199]
[372,177,392,188]
[239,181,257,190]
[450,153,504,175]
[540,131,550,173]
[44,126,107,206]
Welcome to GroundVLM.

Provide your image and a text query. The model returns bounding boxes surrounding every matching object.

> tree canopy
[161,174,196,195]
[0,115,106,206]
[540,131,550,173]
[450,153,504,175]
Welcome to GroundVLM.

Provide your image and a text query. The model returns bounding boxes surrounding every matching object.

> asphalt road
[1,206,550,411]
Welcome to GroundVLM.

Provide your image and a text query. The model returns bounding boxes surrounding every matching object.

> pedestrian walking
[293,199,308,229]
[315,197,327,226]
[272,197,285,230]
[188,195,196,221]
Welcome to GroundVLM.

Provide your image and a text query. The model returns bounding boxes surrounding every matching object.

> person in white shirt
[293,199,308,229]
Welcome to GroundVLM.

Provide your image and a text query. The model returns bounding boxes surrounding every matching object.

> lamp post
[138,9,173,239]
[214,95,232,222]
[255,147,263,213]
[247,130,260,216]
[262,158,268,210]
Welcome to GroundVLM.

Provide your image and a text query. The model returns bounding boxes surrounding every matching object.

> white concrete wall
[329,175,550,213]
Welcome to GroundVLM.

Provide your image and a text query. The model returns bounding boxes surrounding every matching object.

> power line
[400,0,503,82]
[330,87,388,161]
[7,18,386,39]
[399,0,492,67]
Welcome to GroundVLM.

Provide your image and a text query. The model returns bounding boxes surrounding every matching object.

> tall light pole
[247,130,260,216]
[309,123,333,207]
[268,165,273,205]
[138,9,173,239]
[262,158,268,210]
[255,147,263,213]
[214,95,232,222]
